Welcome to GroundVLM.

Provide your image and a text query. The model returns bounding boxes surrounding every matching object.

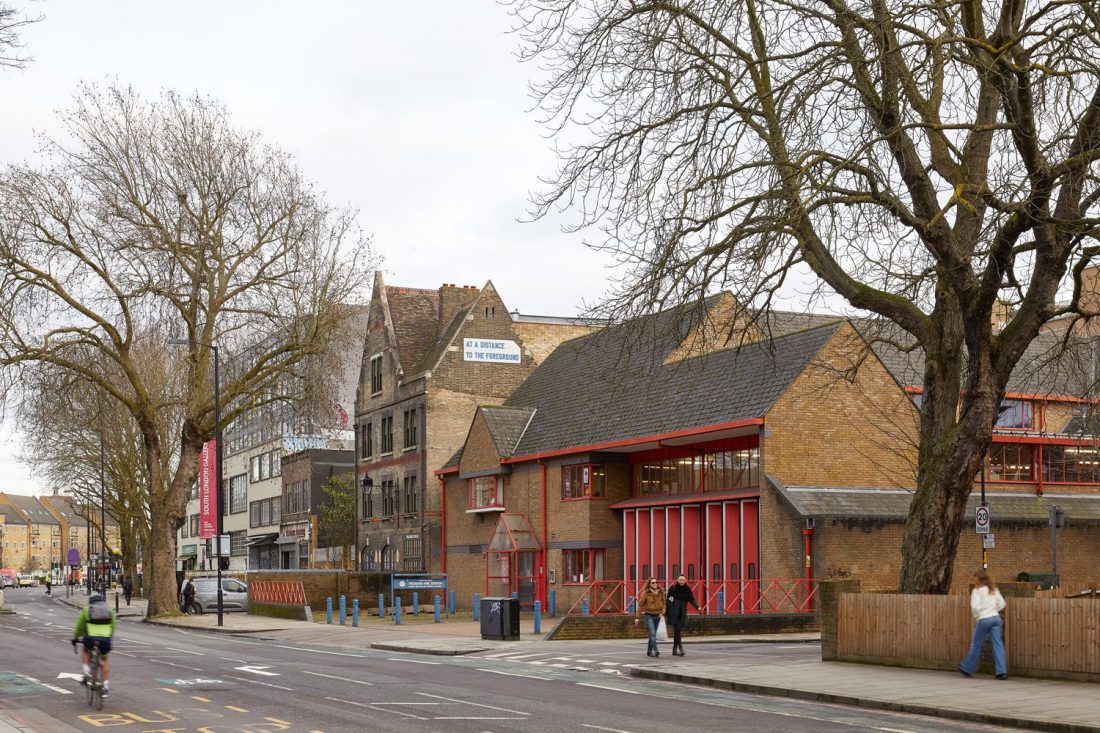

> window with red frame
[468,476,503,509]
[986,444,1034,481]
[996,400,1034,430]
[1043,445,1100,484]
[562,549,604,583]
[562,463,605,499]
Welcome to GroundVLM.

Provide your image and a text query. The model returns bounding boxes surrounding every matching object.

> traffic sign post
[975,506,991,534]
[983,534,995,549]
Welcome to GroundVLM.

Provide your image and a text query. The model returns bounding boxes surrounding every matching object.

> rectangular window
[402,536,424,571]
[633,446,760,496]
[370,354,383,395]
[250,456,261,483]
[362,484,374,519]
[230,531,247,556]
[259,453,271,480]
[229,474,248,514]
[365,421,373,458]
[563,549,605,584]
[270,451,281,477]
[181,518,189,538]
[381,416,394,454]
[190,515,199,536]
[381,479,397,517]
[270,498,280,525]
[996,400,1034,430]
[987,444,1034,482]
[562,463,605,499]
[467,476,503,509]
[403,475,418,513]
[1043,444,1100,484]
[403,407,418,449]
[249,501,262,528]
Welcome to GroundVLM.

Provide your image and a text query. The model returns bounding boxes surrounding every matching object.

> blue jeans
[643,614,661,654]
[959,615,1006,675]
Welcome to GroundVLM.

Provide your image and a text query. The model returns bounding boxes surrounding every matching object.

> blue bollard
[395,597,402,625]
[534,600,541,634]
[326,597,333,624]
[581,597,590,616]
[413,592,419,616]
[434,594,441,623]
[473,593,480,621]
[628,596,636,615]
[448,590,456,616]
[717,591,725,615]
[511,591,519,601]
[549,589,556,617]
[378,593,385,619]
[352,599,359,627]
[339,595,346,625]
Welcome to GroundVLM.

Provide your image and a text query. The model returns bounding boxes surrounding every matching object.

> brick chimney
[438,283,479,325]
[991,299,1011,331]
[1081,265,1100,316]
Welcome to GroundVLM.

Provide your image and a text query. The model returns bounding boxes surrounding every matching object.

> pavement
[46,592,1100,733]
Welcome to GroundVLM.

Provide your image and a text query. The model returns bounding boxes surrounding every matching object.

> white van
[191,577,249,614]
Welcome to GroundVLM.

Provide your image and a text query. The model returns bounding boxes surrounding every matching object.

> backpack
[88,599,111,623]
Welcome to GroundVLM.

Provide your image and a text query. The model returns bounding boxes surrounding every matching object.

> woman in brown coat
[634,578,667,657]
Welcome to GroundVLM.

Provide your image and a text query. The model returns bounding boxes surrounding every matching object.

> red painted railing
[249,580,306,605]
[564,579,818,616]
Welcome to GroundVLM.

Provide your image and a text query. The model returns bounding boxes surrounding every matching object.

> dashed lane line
[576,682,641,694]
[225,706,249,713]
[301,670,374,686]
[582,726,635,733]
[475,668,552,681]
[414,692,529,715]
[385,658,440,665]
[225,675,294,691]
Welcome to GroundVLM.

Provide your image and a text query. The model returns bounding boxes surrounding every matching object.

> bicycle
[73,639,105,710]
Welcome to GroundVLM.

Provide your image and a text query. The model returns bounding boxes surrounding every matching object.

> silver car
[191,577,249,614]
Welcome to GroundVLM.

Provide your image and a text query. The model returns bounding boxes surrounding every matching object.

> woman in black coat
[666,574,702,656]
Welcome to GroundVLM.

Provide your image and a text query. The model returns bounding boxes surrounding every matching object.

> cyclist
[71,594,116,697]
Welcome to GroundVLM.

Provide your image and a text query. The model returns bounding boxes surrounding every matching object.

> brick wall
[457,411,503,474]
[512,321,600,365]
[246,570,432,614]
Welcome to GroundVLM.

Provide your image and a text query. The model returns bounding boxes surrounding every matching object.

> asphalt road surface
[1,591,1017,733]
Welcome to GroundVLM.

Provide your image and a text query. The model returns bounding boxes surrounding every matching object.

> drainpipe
[439,475,447,574]
[802,518,814,611]
[539,458,548,608]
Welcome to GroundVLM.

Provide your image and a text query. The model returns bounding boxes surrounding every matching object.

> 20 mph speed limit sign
[975,505,991,534]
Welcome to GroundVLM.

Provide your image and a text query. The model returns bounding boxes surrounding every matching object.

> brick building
[279,447,355,569]
[353,274,599,574]
[439,291,1100,610]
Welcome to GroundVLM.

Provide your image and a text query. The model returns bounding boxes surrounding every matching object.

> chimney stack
[439,283,479,325]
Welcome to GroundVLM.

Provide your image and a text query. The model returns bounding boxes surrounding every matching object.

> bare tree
[514,1,1100,592]
[0,3,36,70]
[0,85,374,614]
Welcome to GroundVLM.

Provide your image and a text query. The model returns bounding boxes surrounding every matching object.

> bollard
[549,590,556,617]
[352,599,359,627]
[448,590,456,616]
[511,591,519,601]
[581,597,590,616]
[717,591,725,615]
[378,593,385,619]
[434,594,441,623]
[395,597,402,625]
[534,600,542,634]
[627,596,636,615]
[413,592,419,616]
[339,595,347,626]
[326,597,333,625]
[473,593,480,621]
[115,591,119,613]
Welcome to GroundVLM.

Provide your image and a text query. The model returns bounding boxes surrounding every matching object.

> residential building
[278,448,355,569]
[354,275,600,574]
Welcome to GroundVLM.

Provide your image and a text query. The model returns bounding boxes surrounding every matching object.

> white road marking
[150,660,204,672]
[326,697,427,720]
[415,692,529,715]
[57,673,85,681]
[582,726,635,733]
[386,658,441,665]
[166,646,204,656]
[577,682,641,694]
[475,668,551,681]
[492,652,546,660]
[18,674,72,695]
[235,665,279,676]
[221,657,248,663]
[434,717,526,720]
[301,670,374,686]
[226,675,294,691]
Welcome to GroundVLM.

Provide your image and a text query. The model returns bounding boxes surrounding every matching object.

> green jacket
[73,604,116,639]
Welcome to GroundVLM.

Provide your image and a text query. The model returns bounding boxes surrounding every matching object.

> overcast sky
[0,1,621,495]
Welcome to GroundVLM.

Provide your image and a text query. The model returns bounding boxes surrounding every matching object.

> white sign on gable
[463,338,521,364]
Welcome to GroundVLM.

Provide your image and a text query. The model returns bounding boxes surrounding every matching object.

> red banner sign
[198,439,218,539]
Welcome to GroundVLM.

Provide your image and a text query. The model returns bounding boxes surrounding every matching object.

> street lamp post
[169,338,224,627]
[358,474,373,572]
[100,431,107,595]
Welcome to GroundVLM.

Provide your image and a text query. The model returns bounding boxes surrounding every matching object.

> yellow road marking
[159,687,180,694]
[191,695,210,702]
[225,705,249,713]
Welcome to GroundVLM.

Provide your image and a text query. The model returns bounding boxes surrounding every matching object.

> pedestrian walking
[44,576,52,596]
[180,575,195,614]
[666,574,702,656]
[122,576,133,606]
[957,569,1007,679]
[634,578,666,657]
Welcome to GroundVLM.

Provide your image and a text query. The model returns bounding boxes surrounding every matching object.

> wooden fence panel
[1008,597,1100,677]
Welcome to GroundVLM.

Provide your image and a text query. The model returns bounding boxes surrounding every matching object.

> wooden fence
[836,591,1100,682]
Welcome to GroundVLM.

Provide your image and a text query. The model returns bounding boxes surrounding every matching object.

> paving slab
[632,658,1100,733]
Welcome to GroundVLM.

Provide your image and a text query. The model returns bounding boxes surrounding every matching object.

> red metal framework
[564,579,818,616]
[249,580,306,605]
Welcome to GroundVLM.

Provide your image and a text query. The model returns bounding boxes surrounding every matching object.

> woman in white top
[957,569,1007,679]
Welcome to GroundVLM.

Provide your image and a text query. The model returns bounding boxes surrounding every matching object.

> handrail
[565,578,818,616]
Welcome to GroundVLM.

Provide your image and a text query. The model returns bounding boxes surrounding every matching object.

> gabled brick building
[353,274,599,573]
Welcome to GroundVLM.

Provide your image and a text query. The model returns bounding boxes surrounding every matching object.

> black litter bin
[480,597,520,641]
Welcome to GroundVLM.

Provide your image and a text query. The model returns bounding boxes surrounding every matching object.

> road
[1,591,1015,733]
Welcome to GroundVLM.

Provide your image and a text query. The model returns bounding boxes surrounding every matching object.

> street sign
[983,534,995,549]
[395,577,447,590]
[975,505,991,534]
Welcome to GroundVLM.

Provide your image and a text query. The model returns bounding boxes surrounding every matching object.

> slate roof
[503,297,842,457]
[482,407,536,458]
[2,494,58,525]
[411,301,476,376]
[770,478,1100,523]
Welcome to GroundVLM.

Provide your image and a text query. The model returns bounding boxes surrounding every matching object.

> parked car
[191,577,249,614]
[0,574,15,589]
[16,575,34,587]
